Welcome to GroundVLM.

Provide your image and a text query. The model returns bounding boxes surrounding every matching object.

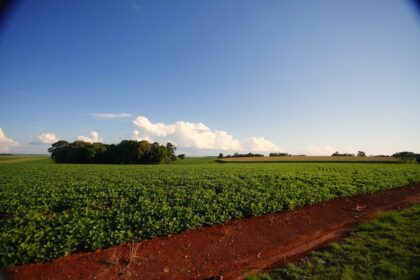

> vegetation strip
[6,184,420,280]
[1,160,420,267]
[252,204,420,280]
[220,156,399,163]
[0,157,48,164]
[48,140,178,164]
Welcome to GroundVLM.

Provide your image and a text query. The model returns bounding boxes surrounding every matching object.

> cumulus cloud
[306,145,359,156]
[77,131,103,143]
[0,128,19,152]
[133,116,242,150]
[132,116,281,152]
[38,132,59,144]
[132,130,151,142]
[243,137,283,152]
[133,116,176,137]
[90,113,132,120]
[306,145,336,156]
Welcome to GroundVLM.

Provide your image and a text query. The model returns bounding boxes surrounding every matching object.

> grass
[220,156,399,163]
[250,204,420,280]
[0,155,49,164]
[170,156,218,165]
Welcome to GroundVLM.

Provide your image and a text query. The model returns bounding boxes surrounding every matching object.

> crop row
[1,160,420,267]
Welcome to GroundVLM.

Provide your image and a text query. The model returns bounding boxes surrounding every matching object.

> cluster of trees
[177,154,185,159]
[218,152,264,158]
[331,151,367,157]
[392,152,420,163]
[330,151,419,163]
[269,152,290,157]
[48,140,178,164]
[332,151,355,157]
[217,150,419,164]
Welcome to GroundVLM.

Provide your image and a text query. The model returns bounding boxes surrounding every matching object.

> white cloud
[77,131,103,143]
[0,128,19,152]
[306,145,336,156]
[306,145,359,156]
[90,113,132,120]
[133,116,242,150]
[133,116,176,137]
[38,132,59,144]
[132,130,151,142]
[243,137,283,152]
[132,116,281,152]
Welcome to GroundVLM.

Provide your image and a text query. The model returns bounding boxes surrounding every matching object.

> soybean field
[1,158,420,267]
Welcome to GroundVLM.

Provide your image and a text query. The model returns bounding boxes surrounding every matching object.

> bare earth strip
[5,184,420,280]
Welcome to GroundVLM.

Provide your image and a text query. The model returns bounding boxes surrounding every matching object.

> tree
[166,142,177,161]
[92,143,107,163]
[269,152,289,157]
[223,153,264,158]
[218,153,224,159]
[177,154,185,160]
[357,151,366,157]
[137,141,152,163]
[148,142,171,164]
[115,140,142,164]
[48,140,70,163]
[332,151,354,157]
[393,151,417,163]
[65,141,97,163]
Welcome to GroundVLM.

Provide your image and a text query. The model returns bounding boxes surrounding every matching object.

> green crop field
[1,158,420,267]
[0,155,49,164]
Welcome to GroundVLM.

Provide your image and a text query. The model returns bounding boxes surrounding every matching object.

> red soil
[5,184,420,280]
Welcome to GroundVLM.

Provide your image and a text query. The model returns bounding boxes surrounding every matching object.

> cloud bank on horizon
[132,115,283,153]
[0,128,19,153]
[1,115,389,156]
[28,131,103,147]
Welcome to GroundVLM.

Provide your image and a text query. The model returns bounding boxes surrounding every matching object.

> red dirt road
[6,184,420,280]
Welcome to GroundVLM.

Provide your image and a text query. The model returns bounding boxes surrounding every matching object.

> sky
[0,0,419,155]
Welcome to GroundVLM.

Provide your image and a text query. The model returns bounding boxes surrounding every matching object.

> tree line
[219,152,264,158]
[48,140,178,164]
[392,151,420,163]
[269,152,290,157]
[218,150,419,163]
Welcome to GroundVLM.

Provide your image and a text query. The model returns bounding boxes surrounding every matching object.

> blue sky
[0,0,419,155]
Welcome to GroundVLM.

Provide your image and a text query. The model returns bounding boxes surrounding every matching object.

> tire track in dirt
[6,184,420,280]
